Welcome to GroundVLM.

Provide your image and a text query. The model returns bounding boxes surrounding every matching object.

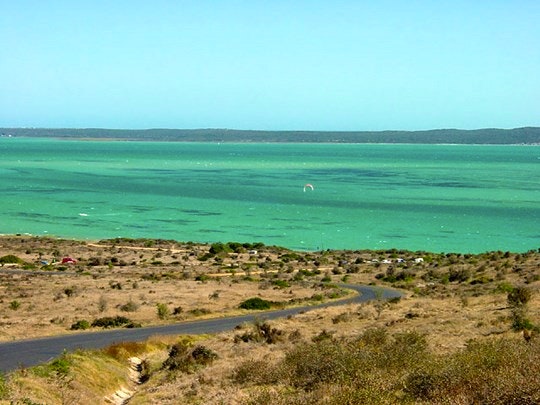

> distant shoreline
[2,127,540,144]
[2,137,538,147]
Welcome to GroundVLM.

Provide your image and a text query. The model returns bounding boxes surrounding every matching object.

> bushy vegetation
[232,328,540,404]
[156,303,170,319]
[1,236,539,403]
[91,315,139,328]
[234,320,284,344]
[162,341,217,373]
[239,297,272,310]
[8,300,21,310]
[70,320,90,330]
[0,255,24,264]
[507,285,537,332]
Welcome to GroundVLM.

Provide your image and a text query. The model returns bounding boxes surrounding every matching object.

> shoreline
[2,135,539,146]
[1,233,536,255]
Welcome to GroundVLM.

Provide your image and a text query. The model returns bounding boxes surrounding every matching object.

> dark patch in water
[130,206,155,213]
[126,168,179,174]
[16,212,50,219]
[181,209,222,216]
[308,168,396,178]
[320,221,345,226]
[153,219,197,225]
[427,181,477,188]
[126,224,151,230]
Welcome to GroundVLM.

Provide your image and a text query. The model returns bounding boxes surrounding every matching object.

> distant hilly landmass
[1,127,540,144]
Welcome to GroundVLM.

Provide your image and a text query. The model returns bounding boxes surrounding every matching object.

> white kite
[303,183,314,192]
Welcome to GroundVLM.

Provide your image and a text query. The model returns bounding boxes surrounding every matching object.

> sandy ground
[0,235,538,351]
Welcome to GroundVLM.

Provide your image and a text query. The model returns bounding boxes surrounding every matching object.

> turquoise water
[0,138,538,253]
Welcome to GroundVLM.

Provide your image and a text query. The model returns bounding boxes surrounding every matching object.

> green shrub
[194,274,210,282]
[9,300,21,310]
[156,303,170,319]
[0,255,23,264]
[239,297,272,310]
[91,315,137,328]
[70,320,90,330]
[209,242,231,255]
[511,313,535,331]
[33,354,71,378]
[191,345,218,364]
[495,281,514,293]
[271,279,290,288]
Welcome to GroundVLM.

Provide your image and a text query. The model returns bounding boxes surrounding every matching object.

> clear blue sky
[1,1,539,131]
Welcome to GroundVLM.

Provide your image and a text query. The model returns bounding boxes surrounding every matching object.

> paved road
[0,284,401,373]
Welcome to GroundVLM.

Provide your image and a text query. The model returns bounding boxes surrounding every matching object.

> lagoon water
[1,138,538,253]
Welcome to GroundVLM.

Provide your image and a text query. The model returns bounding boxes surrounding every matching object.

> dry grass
[1,236,539,404]
[0,236,346,341]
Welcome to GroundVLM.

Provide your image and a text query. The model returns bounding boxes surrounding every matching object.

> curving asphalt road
[0,284,401,373]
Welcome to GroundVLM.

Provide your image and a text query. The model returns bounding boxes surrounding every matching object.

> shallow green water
[1,138,538,253]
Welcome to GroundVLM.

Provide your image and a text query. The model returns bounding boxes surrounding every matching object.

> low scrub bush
[0,255,23,264]
[239,297,272,310]
[232,328,540,404]
[194,274,210,282]
[156,303,170,319]
[63,286,78,297]
[162,342,217,373]
[234,320,284,344]
[232,359,279,385]
[91,316,139,328]
[70,320,90,330]
[9,300,21,310]
[508,285,532,307]
[33,354,71,378]
[271,279,290,288]
[332,312,352,324]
